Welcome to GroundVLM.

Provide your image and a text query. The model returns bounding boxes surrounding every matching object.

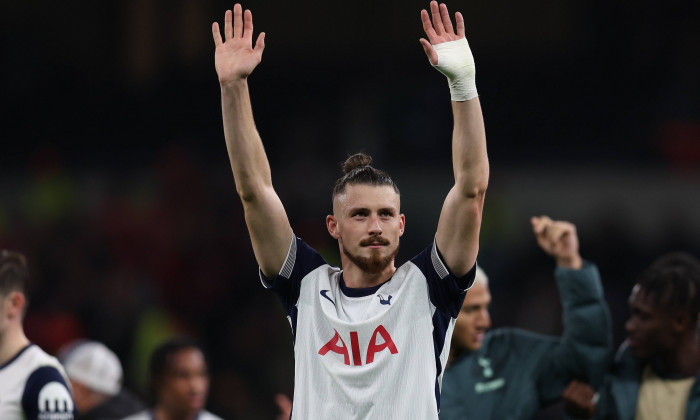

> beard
[342,236,399,274]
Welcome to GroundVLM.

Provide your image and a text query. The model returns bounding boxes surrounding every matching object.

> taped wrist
[432,38,477,101]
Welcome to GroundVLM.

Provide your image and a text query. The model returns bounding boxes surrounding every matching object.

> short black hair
[332,153,399,200]
[637,252,700,321]
[148,336,206,397]
[0,250,29,296]
[0,250,31,317]
[650,251,700,274]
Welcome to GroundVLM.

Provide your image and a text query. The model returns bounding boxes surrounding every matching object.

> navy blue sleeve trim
[262,236,327,338]
[432,310,453,412]
[434,245,477,290]
[411,241,476,318]
[22,366,75,420]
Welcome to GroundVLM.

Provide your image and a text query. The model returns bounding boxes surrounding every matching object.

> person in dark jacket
[60,340,144,420]
[562,252,700,420]
[439,216,613,419]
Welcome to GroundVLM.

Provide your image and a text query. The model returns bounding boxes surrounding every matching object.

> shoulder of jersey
[26,345,66,371]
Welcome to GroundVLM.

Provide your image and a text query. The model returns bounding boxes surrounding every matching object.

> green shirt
[440,262,612,419]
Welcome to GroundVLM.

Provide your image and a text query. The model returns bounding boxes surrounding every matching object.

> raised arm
[421,2,489,277]
[213,4,292,277]
[531,216,613,406]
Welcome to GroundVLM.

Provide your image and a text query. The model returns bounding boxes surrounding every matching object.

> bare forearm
[213,5,291,276]
[451,98,489,197]
[220,79,292,275]
[221,79,272,201]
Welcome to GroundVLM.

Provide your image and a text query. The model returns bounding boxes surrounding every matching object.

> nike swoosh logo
[320,290,335,305]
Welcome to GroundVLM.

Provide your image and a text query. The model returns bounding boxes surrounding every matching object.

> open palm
[419,1,466,66]
[212,4,265,84]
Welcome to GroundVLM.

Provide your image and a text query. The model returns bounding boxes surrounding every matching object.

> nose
[368,214,382,235]
[625,317,635,334]
[189,375,208,396]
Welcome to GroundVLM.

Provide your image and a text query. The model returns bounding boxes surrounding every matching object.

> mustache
[360,236,390,247]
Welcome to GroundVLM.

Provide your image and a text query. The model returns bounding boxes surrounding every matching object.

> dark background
[1,0,699,418]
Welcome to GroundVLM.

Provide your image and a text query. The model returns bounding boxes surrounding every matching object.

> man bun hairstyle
[637,252,700,322]
[332,153,400,199]
[341,153,373,174]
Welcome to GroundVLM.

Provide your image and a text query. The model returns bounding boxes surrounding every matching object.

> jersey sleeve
[21,366,76,420]
[260,235,327,316]
[410,239,476,318]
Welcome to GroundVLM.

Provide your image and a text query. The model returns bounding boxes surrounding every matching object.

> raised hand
[562,380,596,419]
[212,4,265,84]
[419,1,465,66]
[531,216,583,269]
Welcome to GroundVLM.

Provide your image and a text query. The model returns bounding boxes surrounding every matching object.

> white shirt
[0,343,75,420]
[262,237,475,420]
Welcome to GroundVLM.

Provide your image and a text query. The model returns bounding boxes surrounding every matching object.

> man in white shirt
[0,250,75,420]
[212,1,488,418]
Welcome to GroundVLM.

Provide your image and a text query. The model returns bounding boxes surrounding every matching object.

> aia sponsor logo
[318,325,397,366]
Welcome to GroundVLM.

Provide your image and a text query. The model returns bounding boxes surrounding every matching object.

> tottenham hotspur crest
[377,294,392,305]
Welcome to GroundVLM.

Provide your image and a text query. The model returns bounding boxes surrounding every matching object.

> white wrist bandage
[432,38,477,101]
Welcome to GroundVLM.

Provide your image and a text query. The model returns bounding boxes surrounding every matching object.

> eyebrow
[348,207,369,214]
[347,206,397,214]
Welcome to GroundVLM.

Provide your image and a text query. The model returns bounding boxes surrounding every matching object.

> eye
[631,308,650,321]
[380,210,394,218]
[352,210,368,218]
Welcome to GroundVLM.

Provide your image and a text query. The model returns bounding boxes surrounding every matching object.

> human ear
[672,312,692,333]
[7,291,26,320]
[326,215,340,239]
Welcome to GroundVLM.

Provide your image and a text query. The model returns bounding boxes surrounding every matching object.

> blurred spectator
[562,252,700,419]
[440,217,612,419]
[60,340,144,420]
[122,336,222,420]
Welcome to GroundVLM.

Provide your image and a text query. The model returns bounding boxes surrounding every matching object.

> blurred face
[625,285,678,360]
[328,184,405,274]
[0,291,23,342]
[0,293,7,339]
[158,348,209,417]
[452,281,492,351]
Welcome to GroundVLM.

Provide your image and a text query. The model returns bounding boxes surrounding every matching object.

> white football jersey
[0,343,75,420]
[262,237,475,419]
